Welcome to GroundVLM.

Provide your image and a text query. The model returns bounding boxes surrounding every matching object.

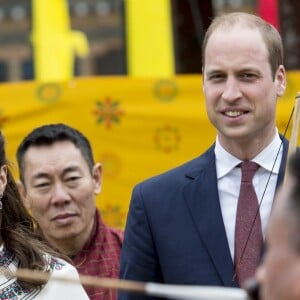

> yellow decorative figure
[31,0,89,82]
[126,0,175,77]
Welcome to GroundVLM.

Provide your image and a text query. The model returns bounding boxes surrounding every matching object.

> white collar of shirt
[215,129,282,179]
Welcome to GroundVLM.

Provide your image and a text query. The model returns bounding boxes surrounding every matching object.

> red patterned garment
[73,209,123,300]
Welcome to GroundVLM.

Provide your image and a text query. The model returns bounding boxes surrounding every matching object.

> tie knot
[240,161,259,182]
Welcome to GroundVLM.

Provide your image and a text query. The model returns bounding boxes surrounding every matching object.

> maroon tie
[234,161,263,285]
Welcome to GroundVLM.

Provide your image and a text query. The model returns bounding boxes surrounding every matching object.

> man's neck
[217,129,277,161]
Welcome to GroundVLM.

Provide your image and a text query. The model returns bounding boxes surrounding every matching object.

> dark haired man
[17,123,123,300]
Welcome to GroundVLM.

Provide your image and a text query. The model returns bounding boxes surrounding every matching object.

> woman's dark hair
[0,132,57,289]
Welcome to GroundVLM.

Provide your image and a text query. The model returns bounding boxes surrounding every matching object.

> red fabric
[73,209,123,300]
[257,0,279,30]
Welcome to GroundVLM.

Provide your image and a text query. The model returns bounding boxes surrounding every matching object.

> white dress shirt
[215,130,283,260]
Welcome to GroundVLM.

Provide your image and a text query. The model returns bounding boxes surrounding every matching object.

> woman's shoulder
[40,253,90,299]
[43,253,80,278]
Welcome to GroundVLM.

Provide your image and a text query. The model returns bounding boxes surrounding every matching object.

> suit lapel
[181,137,289,286]
[183,152,238,286]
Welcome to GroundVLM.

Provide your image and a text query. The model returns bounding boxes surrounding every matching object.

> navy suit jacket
[119,138,289,300]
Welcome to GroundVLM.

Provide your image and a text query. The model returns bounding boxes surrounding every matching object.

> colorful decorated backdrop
[0,73,299,228]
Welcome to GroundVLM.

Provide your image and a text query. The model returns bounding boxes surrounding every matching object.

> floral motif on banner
[93,98,124,129]
[153,124,181,153]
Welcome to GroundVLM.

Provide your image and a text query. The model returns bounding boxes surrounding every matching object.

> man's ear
[275,65,286,96]
[16,180,31,209]
[92,163,102,195]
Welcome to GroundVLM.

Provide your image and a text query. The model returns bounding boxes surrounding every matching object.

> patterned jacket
[73,209,123,300]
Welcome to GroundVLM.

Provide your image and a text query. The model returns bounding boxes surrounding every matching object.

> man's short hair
[17,123,95,183]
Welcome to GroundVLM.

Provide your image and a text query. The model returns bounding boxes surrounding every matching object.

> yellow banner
[0,73,299,228]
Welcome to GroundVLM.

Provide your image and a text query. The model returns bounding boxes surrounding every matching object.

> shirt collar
[215,129,282,179]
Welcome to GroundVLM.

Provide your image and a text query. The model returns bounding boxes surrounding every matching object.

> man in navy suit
[119,12,288,299]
